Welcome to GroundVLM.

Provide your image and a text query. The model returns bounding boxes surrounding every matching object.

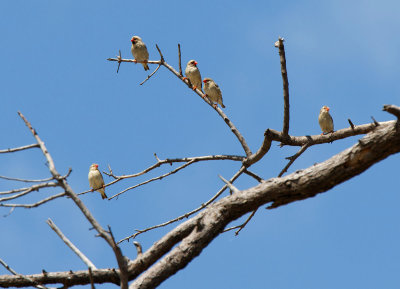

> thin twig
[278,143,310,177]
[155,44,164,62]
[109,160,196,199]
[47,218,97,270]
[243,169,263,183]
[0,175,54,183]
[371,116,380,126]
[140,64,161,85]
[0,182,58,196]
[218,175,240,194]
[118,166,246,243]
[0,192,66,208]
[178,43,182,76]
[116,50,122,73]
[88,267,95,289]
[275,37,290,138]
[348,119,355,130]
[0,143,39,154]
[223,209,258,235]
[79,154,244,197]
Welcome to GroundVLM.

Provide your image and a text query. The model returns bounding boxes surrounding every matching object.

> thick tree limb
[244,120,392,166]
[129,118,400,289]
[2,115,398,288]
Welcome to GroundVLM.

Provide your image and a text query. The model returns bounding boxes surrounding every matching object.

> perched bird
[131,36,149,71]
[203,78,225,108]
[184,60,202,91]
[88,164,107,199]
[318,105,334,134]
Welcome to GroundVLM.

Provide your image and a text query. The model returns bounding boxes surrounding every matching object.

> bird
[184,60,202,91]
[203,78,225,108]
[318,105,334,134]
[131,36,150,71]
[88,163,107,199]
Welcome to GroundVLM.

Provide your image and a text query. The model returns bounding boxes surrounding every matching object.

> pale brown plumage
[184,60,202,91]
[88,163,107,199]
[203,78,225,108]
[131,36,150,71]
[318,105,334,134]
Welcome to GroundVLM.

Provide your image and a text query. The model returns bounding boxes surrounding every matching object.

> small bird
[184,60,202,91]
[131,36,149,71]
[318,105,334,134]
[203,78,225,108]
[88,164,107,199]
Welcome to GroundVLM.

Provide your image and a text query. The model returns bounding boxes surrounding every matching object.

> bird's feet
[213,104,217,109]
[182,77,187,81]
[202,94,207,99]
[91,188,94,192]
[192,86,197,91]
[132,59,137,63]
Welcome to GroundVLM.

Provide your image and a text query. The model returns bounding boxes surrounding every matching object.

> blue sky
[1,1,400,288]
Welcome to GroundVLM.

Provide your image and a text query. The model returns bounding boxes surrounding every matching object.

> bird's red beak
[326,107,330,112]
[95,164,99,169]
[194,61,198,66]
[203,79,207,83]
[131,38,135,44]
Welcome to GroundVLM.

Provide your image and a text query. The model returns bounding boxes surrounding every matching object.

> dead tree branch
[275,37,290,138]
[1,108,399,289]
[46,218,97,270]
[107,48,252,157]
[17,112,129,289]
[0,143,39,154]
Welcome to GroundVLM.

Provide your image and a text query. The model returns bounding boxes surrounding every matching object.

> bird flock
[88,35,335,199]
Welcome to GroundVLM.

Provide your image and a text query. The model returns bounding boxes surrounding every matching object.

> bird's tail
[99,189,107,200]
[143,63,150,71]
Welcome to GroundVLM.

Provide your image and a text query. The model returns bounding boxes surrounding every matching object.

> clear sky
[1,1,400,288]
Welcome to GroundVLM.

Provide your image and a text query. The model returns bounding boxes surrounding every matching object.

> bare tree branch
[178,43,182,76]
[0,192,66,208]
[139,64,161,85]
[278,143,310,177]
[17,112,129,289]
[107,49,252,157]
[243,169,263,183]
[0,182,58,196]
[46,218,97,270]
[128,118,400,289]
[275,37,290,138]
[80,154,244,198]
[0,143,39,154]
[348,118,355,130]
[0,258,50,289]
[1,113,399,289]
[383,104,400,119]
[118,167,245,243]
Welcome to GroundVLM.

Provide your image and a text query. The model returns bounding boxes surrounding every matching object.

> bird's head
[323,105,330,112]
[131,36,141,44]
[90,163,99,170]
[203,78,211,84]
[188,60,198,67]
